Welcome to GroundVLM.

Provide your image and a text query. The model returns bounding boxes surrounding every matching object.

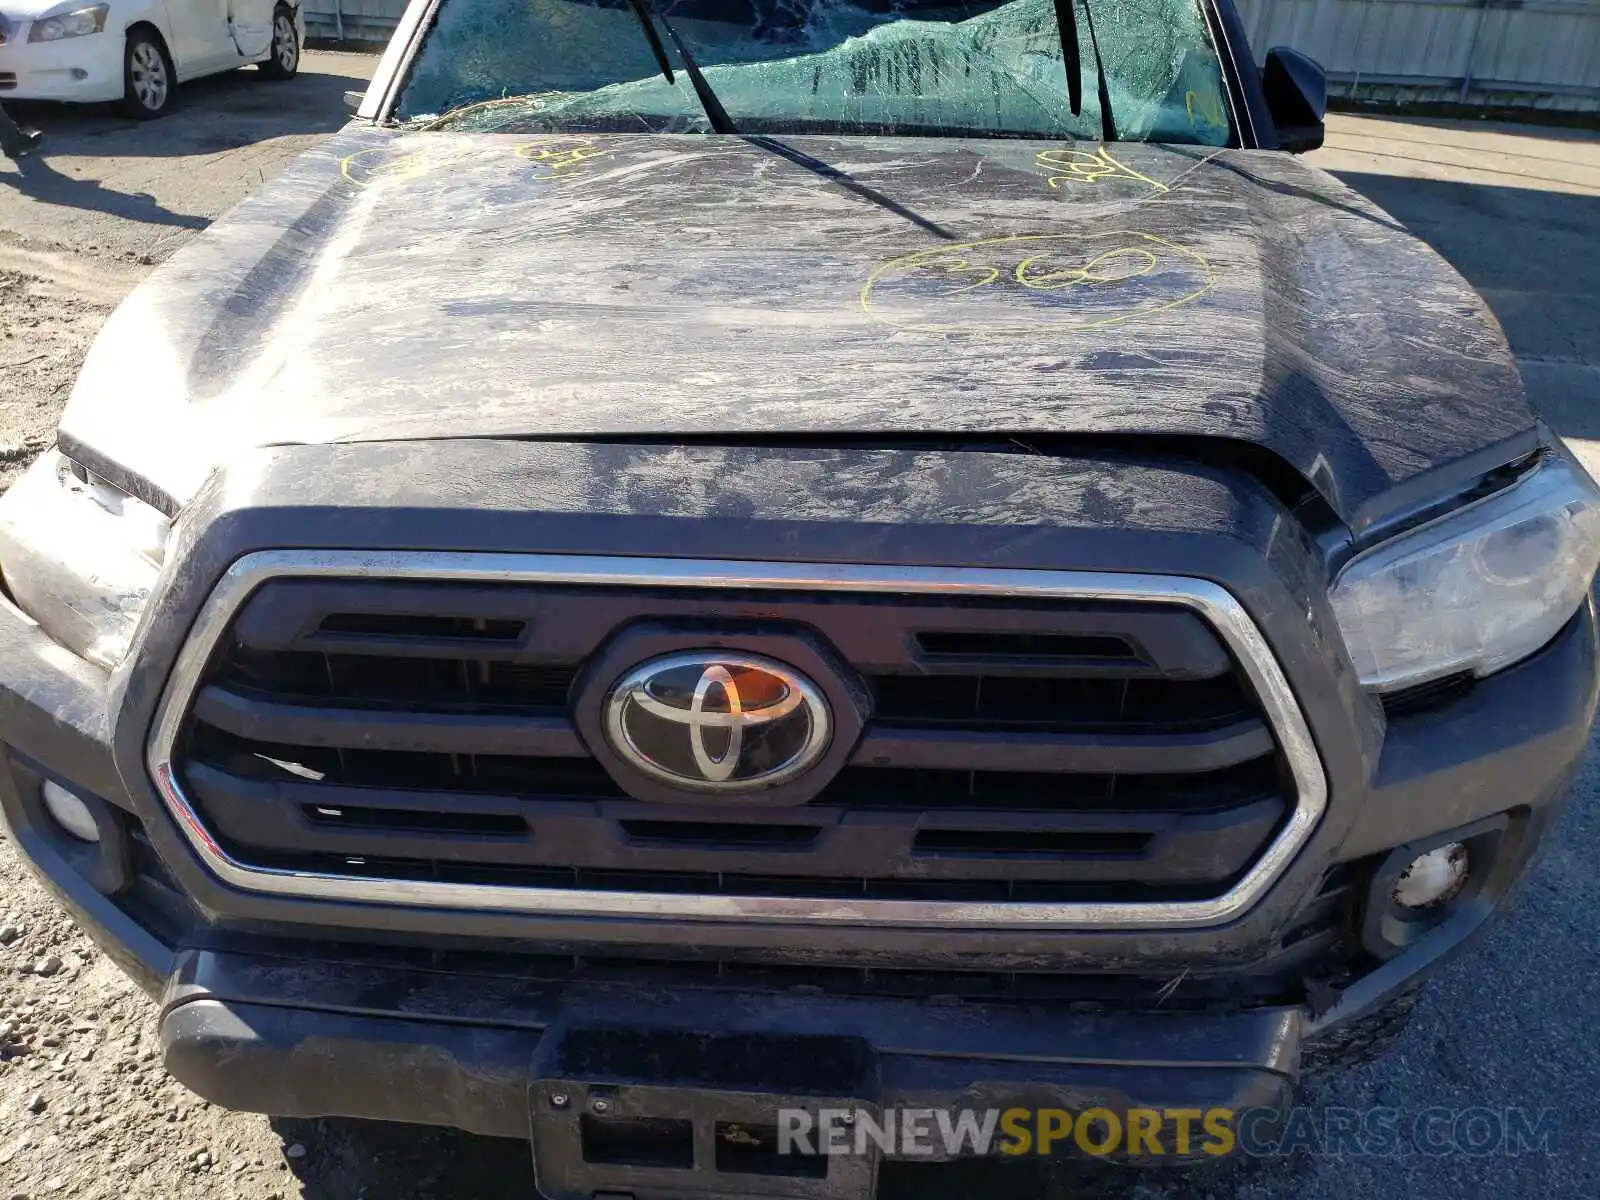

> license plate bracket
[529,1025,881,1200]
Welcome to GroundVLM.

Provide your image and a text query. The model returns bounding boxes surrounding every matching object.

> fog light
[41,780,99,843]
[1392,842,1468,910]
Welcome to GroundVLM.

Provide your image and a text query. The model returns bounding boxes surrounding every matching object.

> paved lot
[0,57,1597,1200]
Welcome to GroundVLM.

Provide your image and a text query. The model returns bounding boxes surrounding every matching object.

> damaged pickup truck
[1,0,1596,1191]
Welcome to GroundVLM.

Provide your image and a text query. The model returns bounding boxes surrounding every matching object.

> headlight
[28,4,108,41]
[0,450,167,670]
[1330,453,1600,691]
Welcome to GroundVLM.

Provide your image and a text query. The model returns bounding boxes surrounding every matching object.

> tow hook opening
[580,1115,694,1170]
[714,1122,828,1179]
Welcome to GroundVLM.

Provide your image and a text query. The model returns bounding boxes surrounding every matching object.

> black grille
[1380,671,1475,718]
[171,580,1295,903]
[211,652,1252,729]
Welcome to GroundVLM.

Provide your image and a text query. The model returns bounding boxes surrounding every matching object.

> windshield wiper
[622,0,676,86]
[1052,0,1116,142]
[1050,0,1083,117]
[621,0,734,133]
[1082,0,1117,142]
[655,10,737,134]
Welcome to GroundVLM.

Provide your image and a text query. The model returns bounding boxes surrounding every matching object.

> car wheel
[119,30,173,119]
[258,6,300,81]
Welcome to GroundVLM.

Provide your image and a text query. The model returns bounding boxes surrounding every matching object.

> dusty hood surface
[62,128,1537,527]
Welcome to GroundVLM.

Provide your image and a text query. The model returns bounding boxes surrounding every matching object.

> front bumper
[160,945,1296,1183]
[0,30,124,103]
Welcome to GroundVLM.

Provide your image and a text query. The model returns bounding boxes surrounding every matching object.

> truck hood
[61,129,1538,530]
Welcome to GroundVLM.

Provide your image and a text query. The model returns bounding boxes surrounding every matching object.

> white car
[0,0,300,118]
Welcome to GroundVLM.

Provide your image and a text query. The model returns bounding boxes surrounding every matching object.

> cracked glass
[394,0,1232,144]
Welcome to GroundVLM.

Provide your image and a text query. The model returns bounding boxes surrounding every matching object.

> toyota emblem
[603,652,832,793]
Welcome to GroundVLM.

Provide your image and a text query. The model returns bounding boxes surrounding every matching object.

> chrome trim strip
[146,552,1327,930]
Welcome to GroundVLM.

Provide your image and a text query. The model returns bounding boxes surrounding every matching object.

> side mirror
[1262,47,1326,154]
[343,89,366,113]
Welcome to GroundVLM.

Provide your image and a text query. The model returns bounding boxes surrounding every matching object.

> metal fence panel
[1236,0,1600,110]
[302,0,406,42]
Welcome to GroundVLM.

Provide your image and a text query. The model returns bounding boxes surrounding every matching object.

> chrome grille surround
[146,550,1328,930]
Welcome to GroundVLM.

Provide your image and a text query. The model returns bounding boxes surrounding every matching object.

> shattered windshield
[394,0,1233,144]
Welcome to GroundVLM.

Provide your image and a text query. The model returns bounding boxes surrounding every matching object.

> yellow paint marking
[1036,146,1169,193]
[860,231,1216,334]
[516,138,614,186]
[1016,246,1161,290]
[339,147,436,188]
[518,143,609,170]
[915,255,1004,294]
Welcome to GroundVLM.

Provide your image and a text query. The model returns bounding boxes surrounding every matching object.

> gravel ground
[0,264,123,493]
[0,60,1598,1199]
